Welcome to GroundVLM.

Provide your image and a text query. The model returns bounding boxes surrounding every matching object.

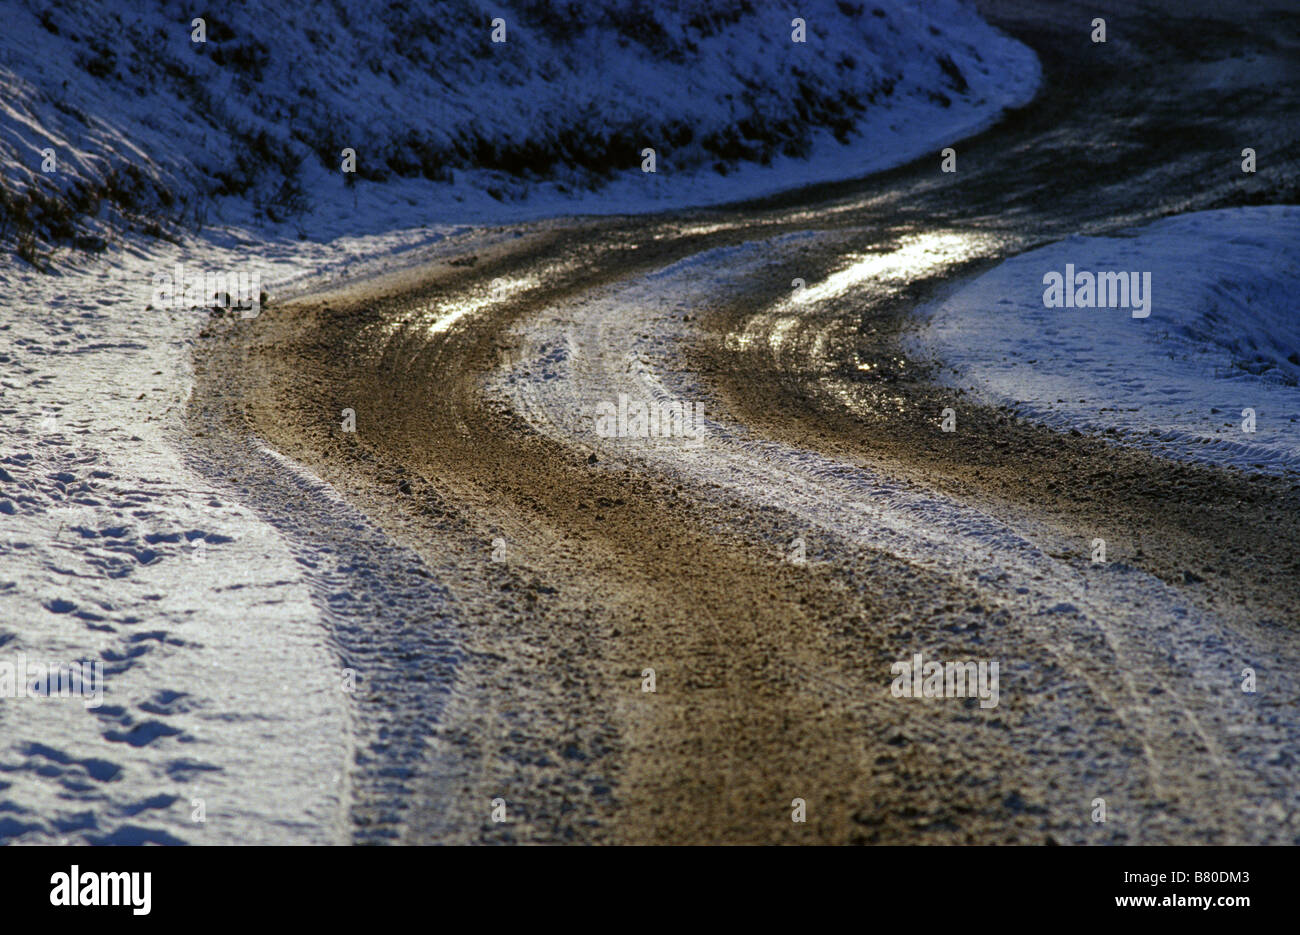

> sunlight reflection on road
[426,274,539,334]
[728,229,1001,357]
[790,230,999,307]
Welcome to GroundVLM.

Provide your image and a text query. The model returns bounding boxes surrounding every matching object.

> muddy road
[189,0,1300,844]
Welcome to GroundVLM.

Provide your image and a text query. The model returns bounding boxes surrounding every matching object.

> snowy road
[183,0,1300,843]
[3,0,1298,845]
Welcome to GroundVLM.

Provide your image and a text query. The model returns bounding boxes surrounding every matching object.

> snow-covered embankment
[909,207,1300,474]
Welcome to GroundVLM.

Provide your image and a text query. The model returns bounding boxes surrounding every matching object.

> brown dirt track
[188,0,1300,844]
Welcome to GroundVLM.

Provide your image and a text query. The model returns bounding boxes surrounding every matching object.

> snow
[0,225,461,844]
[0,0,1294,845]
[1,0,1039,251]
[908,207,1300,475]
[487,238,1300,837]
[0,0,1046,842]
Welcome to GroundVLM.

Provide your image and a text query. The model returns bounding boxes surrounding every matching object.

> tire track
[489,241,1299,839]
[191,0,1300,843]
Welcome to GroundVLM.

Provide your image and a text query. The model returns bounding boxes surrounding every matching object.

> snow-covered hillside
[910,207,1300,474]
[0,0,1039,260]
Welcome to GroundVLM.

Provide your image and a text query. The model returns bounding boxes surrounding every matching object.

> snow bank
[0,0,1039,257]
[0,224,459,844]
[910,207,1300,474]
